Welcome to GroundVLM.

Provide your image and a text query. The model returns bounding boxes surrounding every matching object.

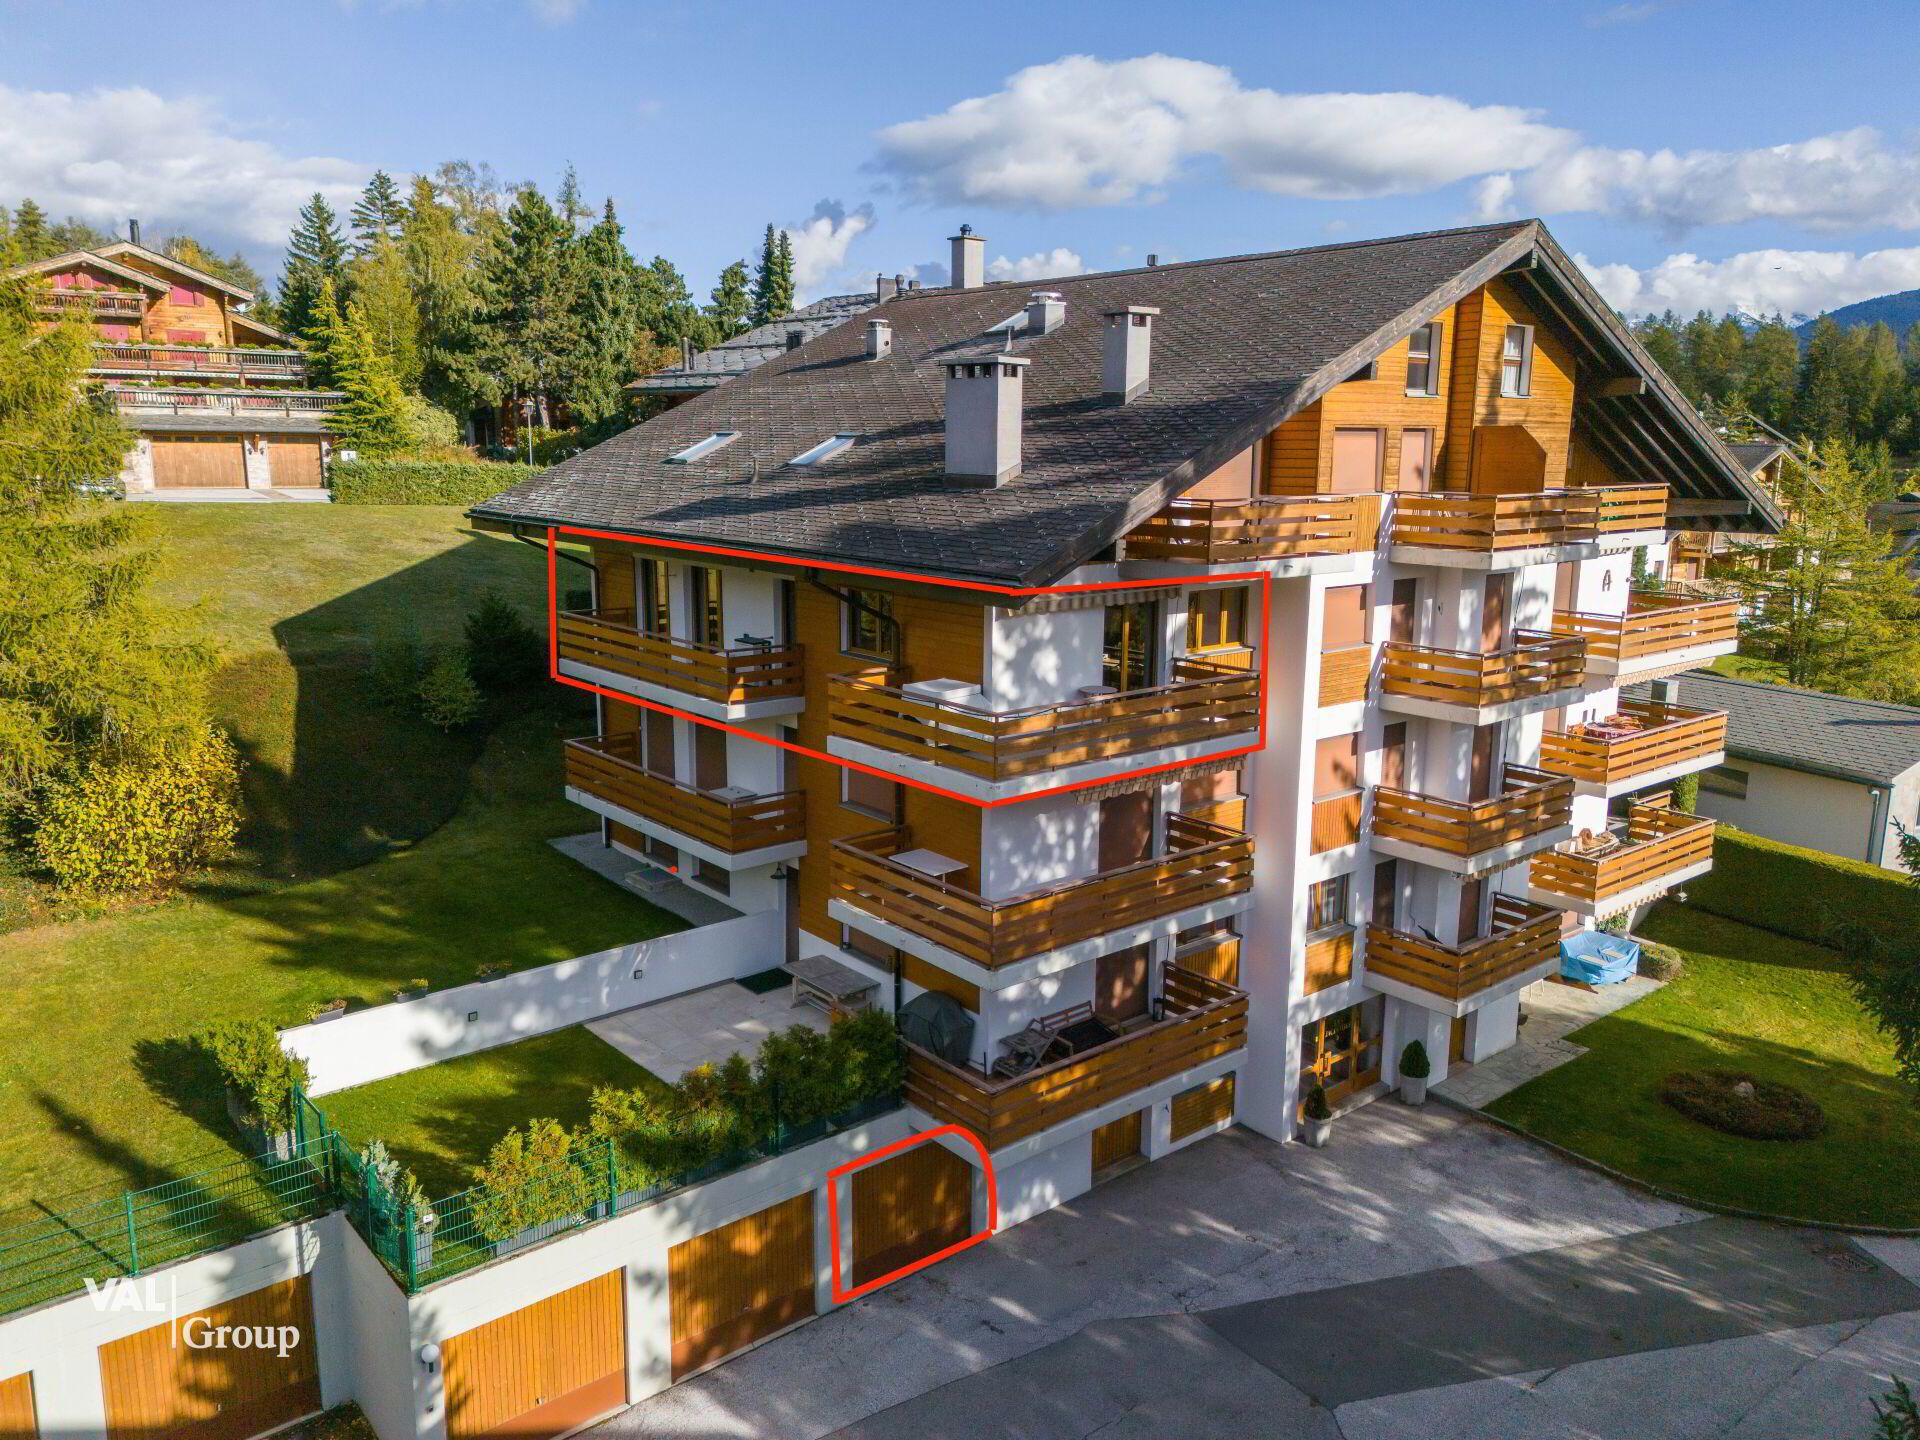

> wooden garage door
[267,437,323,488]
[151,435,247,488]
[0,1371,36,1440]
[851,1140,973,1288]
[99,1276,319,1440]
[443,1270,626,1440]
[1171,1075,1236,1141]
[668,1193,814,1380]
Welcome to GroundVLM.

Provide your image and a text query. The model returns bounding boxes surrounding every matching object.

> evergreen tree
[159,236,266,297]
[638,254,710,349]
[327,300,414,458]
[0,276,211,793]
[775,230,796,309]
[568,199,642,431]
[347,235,422,392]
[349,170,407,253]
[47,216,113,255]
[10,199,49,261]
[555,164,592,233]
[1744,319,1800,429]
[402,174,485,416]
[1857,322,1907,447]
[471,184,585,428]
[279,193,349,342]
[303,278,346,390]
[1797,316,1853,443]
[748,223,794,325]
[705,259,752,336]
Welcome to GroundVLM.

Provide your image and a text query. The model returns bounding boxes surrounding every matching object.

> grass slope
[1488,905,1919,1227]
[320,1027,669,1197]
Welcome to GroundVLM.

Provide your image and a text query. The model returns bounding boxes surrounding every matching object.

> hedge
[1680,826,1918,947]
[329,459,544,506]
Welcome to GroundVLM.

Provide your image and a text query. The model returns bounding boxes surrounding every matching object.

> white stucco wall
[1695,757,1920,870]
[985,605,1105,709]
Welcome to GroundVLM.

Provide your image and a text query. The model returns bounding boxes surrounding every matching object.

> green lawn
[1488,904,1920,1227]
[1708,652,1786,684]
[320,1027,668,1197]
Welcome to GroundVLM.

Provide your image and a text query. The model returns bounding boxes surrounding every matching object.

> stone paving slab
[589,981,825,1082]
[1435,974,1661,1108]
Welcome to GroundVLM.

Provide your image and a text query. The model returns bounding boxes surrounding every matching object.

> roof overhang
[93,242,255,301]
[7,250,170,291]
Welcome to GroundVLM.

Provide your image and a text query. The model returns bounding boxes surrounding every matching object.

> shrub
[1303,1083,1332,1122]
[1874,1379,1920,1440]
[1658,1070,1826,1141]
[199,1018,311,1133]
[360,1140,433,1223]
[369,633,426,708]
[31,729,239,897]
[1681,828,1920,948]
[469,1118,599,1243]
[1637,941,1685,981]
[329,458,543,506]
[1669,770,1699,814]
[416,650,482,731]
[400,396,461,453]
[1399,1040,1431,1080]
[464,590,545,691]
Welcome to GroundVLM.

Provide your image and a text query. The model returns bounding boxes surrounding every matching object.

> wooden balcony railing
[1373,764,1573,861]
[832,815,1253,970]
[1126,494,1382,563]
[1380,631,1586,711]
[1365,895,1562,1004]
[1390,484,1667,552]
[563,734,804,854]
[1539,700,1728,788]
[104,387,342,417]
[34,289,146,319]
[1530,804,1715,909]
[91,343,308,379]
[828,658,1258,782]
[555,609,805,706]
[905,965,1248,1150]
[1318,643,1370,707]
[1549,592,1739,667]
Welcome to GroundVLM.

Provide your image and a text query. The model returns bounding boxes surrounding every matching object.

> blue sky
[4,0,1916,318]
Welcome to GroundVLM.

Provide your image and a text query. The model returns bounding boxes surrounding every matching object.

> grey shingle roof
[629,292,878,393]
[1655,672,1920,786]
[475,220,1774,587]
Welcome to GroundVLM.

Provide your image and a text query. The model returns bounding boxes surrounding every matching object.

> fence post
[605,1142,619,1214]
[772,1079,784,1153]
[124,1193,140,1277]
[401,1202,418,1291]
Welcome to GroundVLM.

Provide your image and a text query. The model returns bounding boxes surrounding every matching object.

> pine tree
[279,193,349,342]
[327,300,414,458]
[638,254,709,350]
[472,184,585,428]
[303,278,346,390]
[349,170,407,253]
[160,236,266,296]
[1744,319,1800,429]
[1797,316,1853,443]
[774,230,796,311]
[568,199,643,431]
[706,259,752,336]
[556,164,592,234]
[748,223,795,326]
[11,199,49,261]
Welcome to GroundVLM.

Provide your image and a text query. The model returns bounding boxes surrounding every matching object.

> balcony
[905,965,1248,1151]
[1372,765,1574,875]
[34,289,146,320]
[91,343,308,382]
[1380,631,1587,722]
[830,816,1253,975]
[1365,896,1563,1014]
[563,734,805,868]
[1549,592,1739,680]
[554,608,805,721]
[1125,494,1380,569]
[1389,484,1667,568]
[105,387,342,419]
[827,659,1258,801]
[1538,700,1728,797]
[1528,804,1716,918]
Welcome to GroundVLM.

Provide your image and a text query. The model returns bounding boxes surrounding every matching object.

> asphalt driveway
[597,1104,1920,1439]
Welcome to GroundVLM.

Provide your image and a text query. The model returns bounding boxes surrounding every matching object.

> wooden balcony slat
[1550,592,1738,665]
[1538,701,1727,786]
[1373,765,1573,858]
[1365,896,1561,1003]
[556,609,805,705]
[1530,806,1715,906]
[1126,494,1381,562]
[91,343,308,378]
[563,735,805,853]
[1380,631,1585,710]
[34,290,147,318]
[1390,485,1667,552]
[104,387,342,417]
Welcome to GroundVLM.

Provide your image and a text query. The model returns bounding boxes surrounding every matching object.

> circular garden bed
[1659,1070,1826,1141]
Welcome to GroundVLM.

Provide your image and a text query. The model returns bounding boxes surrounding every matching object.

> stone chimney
[1025,291,1066,336]
[866,318,893,361]
[950,224,985,289]
[875,274,898,302]
[1102,306,1159,403]
[944,355,1028,486]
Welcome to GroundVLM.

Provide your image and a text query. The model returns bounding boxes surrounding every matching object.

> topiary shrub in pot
[1399,1040,1432,1106]
[1302,1083,1333,1148]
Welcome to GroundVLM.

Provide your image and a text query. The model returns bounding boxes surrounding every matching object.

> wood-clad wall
[668,1194,814,1379]
[850,1139,974,1287]
[0,1372,35,1440]
[443,1270,626,1440]
[1442,278,1577,491]
[1170,1074,1235,1140]
[116,254,236,345]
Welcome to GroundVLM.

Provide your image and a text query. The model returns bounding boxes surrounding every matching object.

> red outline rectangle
[825,1125,996,1303]
[546,526,1271,809]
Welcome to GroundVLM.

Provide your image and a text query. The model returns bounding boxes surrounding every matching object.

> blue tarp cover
[1560,929,1640,985]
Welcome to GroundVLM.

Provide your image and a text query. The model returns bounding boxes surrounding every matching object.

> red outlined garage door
[850,1139,974,1288]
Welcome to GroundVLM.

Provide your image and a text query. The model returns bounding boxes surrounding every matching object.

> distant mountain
[1730,308,1814,332]
[1793,289,1920,340]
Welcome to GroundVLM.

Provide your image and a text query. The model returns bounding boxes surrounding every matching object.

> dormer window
[789,433,858,467]
[665,431,739,464]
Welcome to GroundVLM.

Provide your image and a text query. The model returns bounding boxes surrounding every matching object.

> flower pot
[1401,1076,1428,1107]
[1303,1116,1332,1148]
[311,1002,347,1025]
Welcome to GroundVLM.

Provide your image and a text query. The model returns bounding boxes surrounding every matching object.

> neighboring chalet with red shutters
[7,238,341,492]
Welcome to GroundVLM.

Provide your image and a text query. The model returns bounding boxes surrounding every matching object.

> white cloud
[987,248,1086,282]
[0,84,366,248]
[873,55,1572,209]
[527,0,584,20]
[1578,244,1920,319]
[1586,2,1679,25]
[782,198,876,297]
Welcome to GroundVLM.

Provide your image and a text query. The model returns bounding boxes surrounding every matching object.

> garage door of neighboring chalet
[267,437,324,488]
[851,1140,973,1289]
[443,1270,626,1440]
[98,1276,320,1440]
[0,1371,36,1440]
[151,434,247,488]
[668,1193,815,1380]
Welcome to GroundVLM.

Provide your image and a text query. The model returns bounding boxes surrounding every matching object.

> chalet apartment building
[7,234,339,491]
[475,219,1773,1227]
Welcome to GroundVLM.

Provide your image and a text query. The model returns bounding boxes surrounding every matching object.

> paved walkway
[550,833,742,927]
[589,981,825,1083]
[592,1106,1919,1440]
[1435,974,1660,1108]
[124,486,332,503]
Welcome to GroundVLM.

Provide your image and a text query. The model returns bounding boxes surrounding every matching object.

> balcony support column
[1385,998,1456,1088]
[1465,993,1520,1063]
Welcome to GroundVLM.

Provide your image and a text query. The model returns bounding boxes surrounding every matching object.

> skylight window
[788,433,859,466]
[664,431,739,464]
